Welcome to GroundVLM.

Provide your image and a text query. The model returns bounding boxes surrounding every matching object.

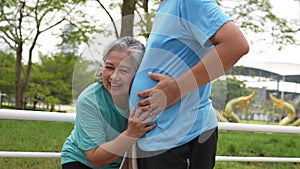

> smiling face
[102,49,136,99]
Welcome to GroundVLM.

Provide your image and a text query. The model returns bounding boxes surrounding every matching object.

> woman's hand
[86,108,156,168]
[124,108,156,138]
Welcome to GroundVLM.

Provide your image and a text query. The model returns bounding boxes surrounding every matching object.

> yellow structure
[216,110,228,122]
[269,94,296,126]
[291,118,300,126]
[222,91,255,123]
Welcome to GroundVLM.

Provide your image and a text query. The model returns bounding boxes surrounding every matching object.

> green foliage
[106,0,159,38]
[212,77,254,110]
[28,53,77,107]
[1,0,299,109]
[220,0,298,48]
[0,0,100,109]
[226,77,253,101]
[0,51,15,98]
[71,57,96,100]
[0,49,95,110]
[211,78,227,110]
[118,0,299,46]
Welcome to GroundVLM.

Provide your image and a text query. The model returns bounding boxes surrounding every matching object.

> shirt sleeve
[75,90,106,151]
[182,0,232,46]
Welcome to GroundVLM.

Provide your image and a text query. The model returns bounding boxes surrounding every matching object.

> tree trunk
[15,43,24,109]
[142,0,151,38]
[20,31,37,110]
[15,1,26,109]
[121,0,136,37]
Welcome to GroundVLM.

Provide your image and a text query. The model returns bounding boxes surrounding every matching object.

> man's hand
[136,72,181,115]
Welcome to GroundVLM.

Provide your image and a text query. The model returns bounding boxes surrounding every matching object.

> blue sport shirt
[129,0,232,151]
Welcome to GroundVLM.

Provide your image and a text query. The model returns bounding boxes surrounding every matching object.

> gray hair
[95,36,145,82]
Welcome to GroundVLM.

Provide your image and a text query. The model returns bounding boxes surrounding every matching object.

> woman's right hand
[124,108,156,138]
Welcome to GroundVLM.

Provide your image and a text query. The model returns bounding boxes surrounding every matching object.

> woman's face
[102,49,136,97]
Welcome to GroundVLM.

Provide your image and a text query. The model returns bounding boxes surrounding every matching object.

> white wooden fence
[1,109,300,162]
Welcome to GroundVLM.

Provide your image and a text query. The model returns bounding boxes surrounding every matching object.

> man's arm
[137,21,249,114]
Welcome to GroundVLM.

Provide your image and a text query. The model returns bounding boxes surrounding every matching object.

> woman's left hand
[124,108,156,138]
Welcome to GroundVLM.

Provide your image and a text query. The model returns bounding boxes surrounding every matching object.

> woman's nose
[110,70,120,80]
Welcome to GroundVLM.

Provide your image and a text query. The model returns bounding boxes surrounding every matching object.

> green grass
[0,120,74,169]
[216,131,300,169]
[1,119,300,169]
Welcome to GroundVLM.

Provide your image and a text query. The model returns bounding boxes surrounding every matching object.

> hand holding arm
[85,109,156,168]
[137,21,249,113]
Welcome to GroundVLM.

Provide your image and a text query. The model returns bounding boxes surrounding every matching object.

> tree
[106,0,298,44]
[0,51,15,98]
[0,0,97,109]
[26,66,51,110]
[98,0,158,38]
[72,57,96,100]
[219,0,299,49]
[28,53,77,111]
[211,77,254,110]
[26,52,95,111]
[119,0,154,37]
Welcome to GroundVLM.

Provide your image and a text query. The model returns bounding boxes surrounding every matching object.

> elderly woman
[61,36,156,169]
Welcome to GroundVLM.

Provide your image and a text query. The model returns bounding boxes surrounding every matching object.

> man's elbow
[240,40,250,56]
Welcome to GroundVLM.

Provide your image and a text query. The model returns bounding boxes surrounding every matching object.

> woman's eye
[121,70,128,73]
[104,66,114,70]
[120,69,130,74]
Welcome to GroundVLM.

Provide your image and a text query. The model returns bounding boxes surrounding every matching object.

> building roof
[233,60,300,84]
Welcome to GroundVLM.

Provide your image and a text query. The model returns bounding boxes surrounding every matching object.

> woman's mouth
[111,83,121,88]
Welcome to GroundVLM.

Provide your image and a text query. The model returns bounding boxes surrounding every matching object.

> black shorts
[62,162,91,169]
[137,127,218,169]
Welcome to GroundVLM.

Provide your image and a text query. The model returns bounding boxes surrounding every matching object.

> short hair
[95,36,145,82]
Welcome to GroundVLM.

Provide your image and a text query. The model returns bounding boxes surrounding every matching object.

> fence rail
[1,109,300,162]
[0,109,75,122]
